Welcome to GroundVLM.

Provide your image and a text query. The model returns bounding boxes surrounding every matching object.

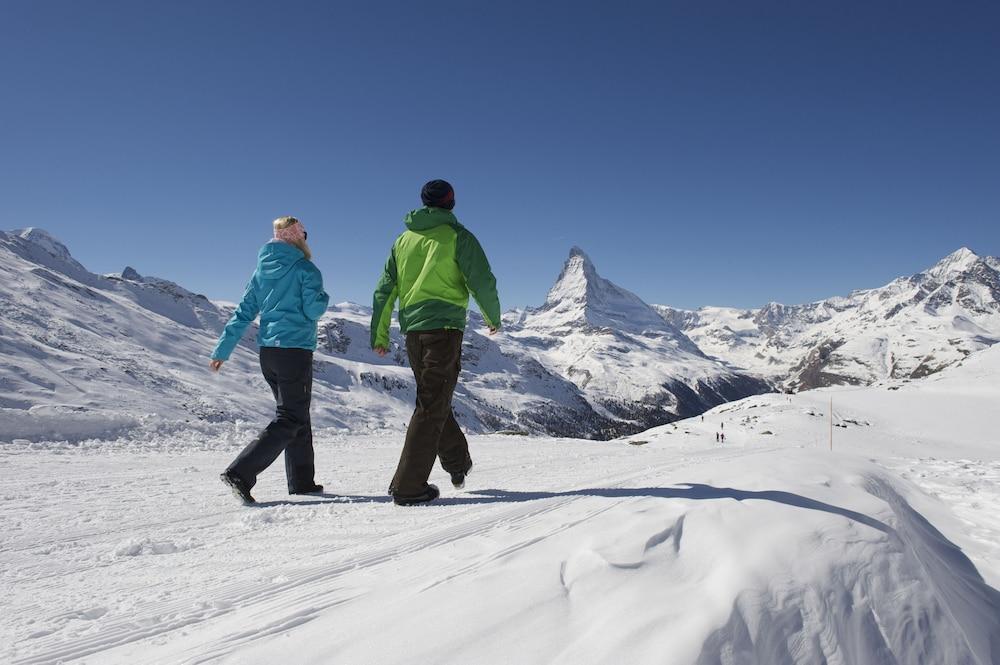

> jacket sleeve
[370,248,399,349]
[301,262,330,321]
[455,227,501,329]
[211,275,260,361]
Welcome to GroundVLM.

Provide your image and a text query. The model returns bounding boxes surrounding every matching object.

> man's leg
[437,410,471,475]
[437,345,471,474]
[390,330,463,496]
[227,348,312,489]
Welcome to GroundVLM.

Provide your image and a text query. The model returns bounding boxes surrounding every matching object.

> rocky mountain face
[495,248,772,436]
[0,230,770,441]
[654,248,1000,390]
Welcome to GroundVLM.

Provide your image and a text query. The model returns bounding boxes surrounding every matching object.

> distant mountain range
[654,248,1000,390]
[1,228,996,442]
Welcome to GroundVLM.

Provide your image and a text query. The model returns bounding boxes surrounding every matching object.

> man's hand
[374,346,389,357]
[209,359,224,372]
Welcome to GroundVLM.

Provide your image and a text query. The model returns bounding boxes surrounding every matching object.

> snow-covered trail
[4,414,1000,664]
[2,431,760,664]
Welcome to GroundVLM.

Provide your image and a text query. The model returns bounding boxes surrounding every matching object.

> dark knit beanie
[421,179,455,210]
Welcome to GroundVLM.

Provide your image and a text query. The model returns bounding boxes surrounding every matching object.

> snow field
[4,410,999,664]
[3,282,999,665]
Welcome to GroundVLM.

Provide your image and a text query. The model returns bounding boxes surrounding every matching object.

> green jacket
[371,207,501,348]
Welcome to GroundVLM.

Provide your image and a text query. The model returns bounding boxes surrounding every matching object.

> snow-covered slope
[1,230,770,442]
[498,248,772,436]
[4,344,999,664]
[655,248,1000,390]
[0,228,592,439]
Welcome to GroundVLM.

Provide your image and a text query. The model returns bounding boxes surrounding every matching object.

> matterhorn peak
[545,247,601,307]
[532,247,680,334]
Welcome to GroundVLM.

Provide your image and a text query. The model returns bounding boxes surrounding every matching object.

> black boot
[450,461,473,490]
[289,483,324,495]
[220,471,256,505]
[393,483,440,506]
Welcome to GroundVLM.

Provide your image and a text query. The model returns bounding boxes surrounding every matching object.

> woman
[210,216,330,504]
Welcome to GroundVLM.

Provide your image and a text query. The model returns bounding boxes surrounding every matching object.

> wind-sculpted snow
[655,247,1000,390]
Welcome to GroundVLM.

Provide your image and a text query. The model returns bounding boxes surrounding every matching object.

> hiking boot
[289,483,324,495]
[392,483,440,506]
[220,472,256,505]
[450,461,474,490]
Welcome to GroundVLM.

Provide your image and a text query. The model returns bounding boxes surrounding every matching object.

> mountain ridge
[654,247,1000,389]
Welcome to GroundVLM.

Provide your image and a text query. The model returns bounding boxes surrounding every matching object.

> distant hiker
[210,216,329,504]
[715,432,719,443]
[720,432,725,444]
[371,179,501,506]
[701,415,704,422]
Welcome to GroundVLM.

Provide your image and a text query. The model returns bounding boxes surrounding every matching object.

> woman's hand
[374,347,389,357]
[210,359,224,372]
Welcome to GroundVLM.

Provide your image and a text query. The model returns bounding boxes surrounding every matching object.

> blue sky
[2,1,998,310]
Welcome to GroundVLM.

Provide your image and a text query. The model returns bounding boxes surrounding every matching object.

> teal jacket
[211,241,329,361]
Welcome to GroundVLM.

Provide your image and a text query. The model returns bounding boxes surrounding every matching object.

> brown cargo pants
[390,328,472,496]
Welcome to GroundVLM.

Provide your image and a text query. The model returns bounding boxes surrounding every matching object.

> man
[371,179,501,506]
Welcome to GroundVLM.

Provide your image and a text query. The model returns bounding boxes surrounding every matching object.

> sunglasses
[303,231,308,240]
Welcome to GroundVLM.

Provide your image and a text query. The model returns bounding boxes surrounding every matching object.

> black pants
[227,347,316,492]
[391,329,472,496]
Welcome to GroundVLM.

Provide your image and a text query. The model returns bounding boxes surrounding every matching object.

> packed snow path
[4,411,999,664]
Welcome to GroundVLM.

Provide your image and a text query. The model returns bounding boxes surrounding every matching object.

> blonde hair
[273,216,312,260]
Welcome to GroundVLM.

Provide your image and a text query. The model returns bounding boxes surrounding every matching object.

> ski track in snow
[3,434,777,664]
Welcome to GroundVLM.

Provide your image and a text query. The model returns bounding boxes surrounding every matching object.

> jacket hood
[404,207,458,232]
[257,240,305,279]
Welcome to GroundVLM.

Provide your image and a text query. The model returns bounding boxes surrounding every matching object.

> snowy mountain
[0,230,768,442]
[498,248,772,435]
[655,247,1000,390]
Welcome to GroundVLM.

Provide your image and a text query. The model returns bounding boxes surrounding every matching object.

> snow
[654,248,1000,390]
[3,229,1000,663]
[3,347,1000,663]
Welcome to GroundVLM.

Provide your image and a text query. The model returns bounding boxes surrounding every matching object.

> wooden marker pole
[829,397,833,451]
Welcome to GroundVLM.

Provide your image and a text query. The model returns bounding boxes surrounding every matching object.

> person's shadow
[251,492,393,508]
[437,484,895,536]
[252,484,890,538]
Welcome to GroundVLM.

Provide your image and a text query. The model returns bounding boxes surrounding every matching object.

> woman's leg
[284,421,316,492]
[284,357,316,492]
[226,348,313,489]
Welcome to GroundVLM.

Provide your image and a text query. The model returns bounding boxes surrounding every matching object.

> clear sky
[2,1,998,311]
